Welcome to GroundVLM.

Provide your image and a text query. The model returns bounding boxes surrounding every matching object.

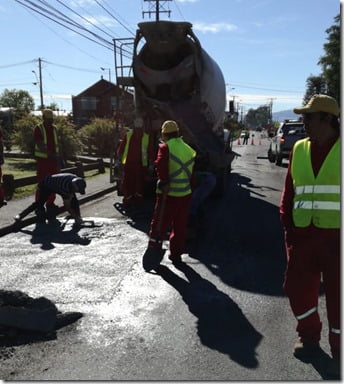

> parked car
[268,120,306,166]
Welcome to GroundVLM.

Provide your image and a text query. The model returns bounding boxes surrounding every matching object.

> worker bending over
[14,173,86,225]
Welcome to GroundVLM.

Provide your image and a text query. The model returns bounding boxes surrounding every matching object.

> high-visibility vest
[34,123,59,158]
[121,130,149,166]
[158,137,196,197]
[291,138,340,228]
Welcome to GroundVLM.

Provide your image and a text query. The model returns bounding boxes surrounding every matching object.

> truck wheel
[275,153,282,166]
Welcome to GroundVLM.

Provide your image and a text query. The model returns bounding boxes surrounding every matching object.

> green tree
[78,118,116,156]
[245,106,270,129]
[12,114,39,153]
[318,14,340,102]
[0,89,35,115]
[54,116,80,161]
[303,75,327,104]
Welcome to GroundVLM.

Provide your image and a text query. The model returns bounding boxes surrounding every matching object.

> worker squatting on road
[14,173,86,225]
[280,94,340,372]
[147,120,196,264]
[0,127,6,208]
[117,117,154,209]
[34,108,61,218]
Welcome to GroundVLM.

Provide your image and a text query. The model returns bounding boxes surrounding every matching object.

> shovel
[142,193,167,272]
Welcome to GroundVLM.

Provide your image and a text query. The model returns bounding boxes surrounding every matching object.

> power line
[14,0,113,51]
[94,0,135,37]
[0,60,36,69]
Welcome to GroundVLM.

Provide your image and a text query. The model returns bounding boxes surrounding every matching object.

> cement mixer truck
[114,20,234,195]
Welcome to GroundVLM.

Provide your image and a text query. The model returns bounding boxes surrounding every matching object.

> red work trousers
[122,163,145,202]
[149,193,192,257]
[35,158,60,205]
[283,232,340,357]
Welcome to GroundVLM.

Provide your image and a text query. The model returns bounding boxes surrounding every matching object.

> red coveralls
[280,135,340,358]
[117,130,153,205]
[148,142,195,258]
[34,123,60,205]
[0,129,5,204]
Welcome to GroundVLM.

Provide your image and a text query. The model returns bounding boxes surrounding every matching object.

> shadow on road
[155,263,263,368]
[187,172,287,297]
[19,220,91,250]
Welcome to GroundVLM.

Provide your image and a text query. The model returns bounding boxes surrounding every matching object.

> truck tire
[268,148,276,163]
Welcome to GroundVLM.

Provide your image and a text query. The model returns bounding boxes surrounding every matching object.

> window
[80,97,97,110]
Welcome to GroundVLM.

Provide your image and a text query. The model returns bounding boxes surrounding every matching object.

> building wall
[72,80,134,128]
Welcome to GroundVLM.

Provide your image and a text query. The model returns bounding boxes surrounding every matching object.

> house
[72,78,134,128]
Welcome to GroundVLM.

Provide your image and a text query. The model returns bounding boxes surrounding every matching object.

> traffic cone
[237,137,241,145]
[251,137,254,145]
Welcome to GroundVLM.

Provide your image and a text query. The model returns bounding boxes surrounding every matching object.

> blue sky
[0,0,340,114]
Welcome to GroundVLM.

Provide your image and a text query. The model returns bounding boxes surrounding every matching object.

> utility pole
[32,57,44,110]
[267,98,276,123]
[142,0,171,21]
[38,58,44,109]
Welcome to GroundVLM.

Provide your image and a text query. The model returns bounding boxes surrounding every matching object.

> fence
[2,158,105,198]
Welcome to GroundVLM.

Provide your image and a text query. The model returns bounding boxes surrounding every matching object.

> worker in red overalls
[147,120,196,264]
[34,109,61,219]
[280,94,340,375]
[117,117,154,208]
[0,126,6,208]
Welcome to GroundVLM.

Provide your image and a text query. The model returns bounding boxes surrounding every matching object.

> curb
[0,185,117,238]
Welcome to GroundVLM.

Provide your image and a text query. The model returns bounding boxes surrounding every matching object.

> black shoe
[293,338,320,359]
[0,200,7,208]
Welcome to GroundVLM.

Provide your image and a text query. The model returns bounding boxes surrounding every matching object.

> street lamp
[100,67,111,82]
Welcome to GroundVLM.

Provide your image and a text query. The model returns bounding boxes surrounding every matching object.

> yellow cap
[42,109,54,119]
[161,120,179,134]
[294,94,339,117]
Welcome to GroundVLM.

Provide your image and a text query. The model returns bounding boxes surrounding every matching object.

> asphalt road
[0,134,336,380]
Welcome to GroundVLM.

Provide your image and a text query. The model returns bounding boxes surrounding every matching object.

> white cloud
[82,15,118,28]
[193,22,238,33]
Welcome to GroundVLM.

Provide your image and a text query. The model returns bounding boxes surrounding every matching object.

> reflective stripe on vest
[295,306,317,320]
[160,138,195,197]
[291,138,340,228]
[34,123,59,158]
[121,130,149,166]
[330,328,341,334]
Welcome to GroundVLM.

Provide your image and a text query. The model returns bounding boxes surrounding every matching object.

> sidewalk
[0,172,117,236]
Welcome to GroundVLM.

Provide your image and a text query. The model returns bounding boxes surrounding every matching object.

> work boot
[325,356,340,379]
[293,338,320,359]
[168,253,183,265]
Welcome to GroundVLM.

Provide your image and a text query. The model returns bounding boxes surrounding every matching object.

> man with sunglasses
[280,94,340,375]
